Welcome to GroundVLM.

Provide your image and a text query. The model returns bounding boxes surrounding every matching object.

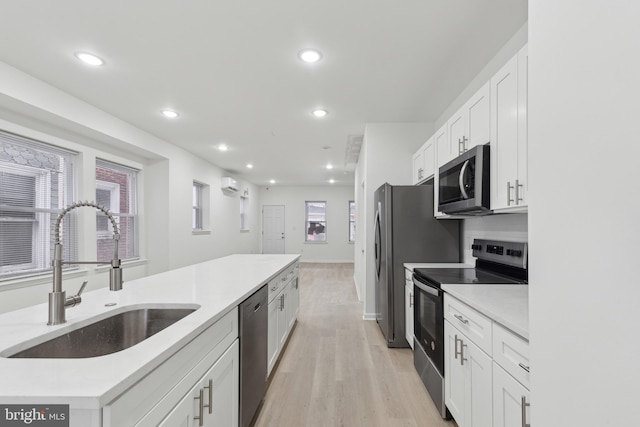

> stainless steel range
[412,239,528,418]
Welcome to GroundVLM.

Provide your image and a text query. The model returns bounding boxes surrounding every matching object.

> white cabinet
[447,82,491,160]
[412,137,435,184]
[404,268,414,349]
[104,309,239,427]
[444,295,493,427]
[267,294,279,375]
[267,262,299,376]
[158,340,239,427]
[490,45,528,211]
[493,362,530,427]
[444,293,531,427]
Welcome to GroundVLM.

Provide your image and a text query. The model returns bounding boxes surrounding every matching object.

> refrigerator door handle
[374,204,382,279]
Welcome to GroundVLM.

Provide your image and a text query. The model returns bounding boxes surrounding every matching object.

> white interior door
[262,205,285,254]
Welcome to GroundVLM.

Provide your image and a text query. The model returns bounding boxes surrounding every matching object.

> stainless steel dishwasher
[239,284,268,427]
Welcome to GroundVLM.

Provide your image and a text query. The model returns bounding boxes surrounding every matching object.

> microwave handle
[459,159,470,200]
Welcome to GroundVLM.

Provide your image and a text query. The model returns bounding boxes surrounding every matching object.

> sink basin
[8,307,198,359]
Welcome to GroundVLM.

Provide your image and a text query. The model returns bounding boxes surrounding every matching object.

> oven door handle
[458,159,470,200]
[412,276,440,297]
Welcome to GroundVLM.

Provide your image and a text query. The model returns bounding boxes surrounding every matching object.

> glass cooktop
[413,267,526,286]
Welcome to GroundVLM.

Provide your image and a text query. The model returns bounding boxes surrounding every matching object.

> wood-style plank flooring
[253,263,455,427]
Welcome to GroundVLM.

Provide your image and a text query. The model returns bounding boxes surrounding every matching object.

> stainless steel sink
[8,307,198,359]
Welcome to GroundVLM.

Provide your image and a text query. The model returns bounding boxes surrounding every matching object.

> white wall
[529,1,640,424]
[0,61,262,314]
[356,122,433,319]
[259,185,355,262]
[461,214,528,264]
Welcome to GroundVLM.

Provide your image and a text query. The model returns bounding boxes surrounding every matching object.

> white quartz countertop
[0,254,299,408]
[441,284,529,340]
[403,262,473,271]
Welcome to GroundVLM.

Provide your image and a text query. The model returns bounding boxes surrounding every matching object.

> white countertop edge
[0,253,300,406]
[441,284,529,340]
[403,262,474,271]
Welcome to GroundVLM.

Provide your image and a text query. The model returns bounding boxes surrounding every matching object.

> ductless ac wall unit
[221,177,239,192]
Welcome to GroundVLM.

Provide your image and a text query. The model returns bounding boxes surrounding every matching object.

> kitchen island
[0,254,299,426]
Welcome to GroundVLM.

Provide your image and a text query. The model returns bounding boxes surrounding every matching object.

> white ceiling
[0,0,526,186]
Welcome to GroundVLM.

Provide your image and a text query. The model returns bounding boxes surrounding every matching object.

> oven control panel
[471,239,527,269]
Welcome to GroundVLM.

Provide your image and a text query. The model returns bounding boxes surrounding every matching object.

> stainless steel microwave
[438,144,490,215]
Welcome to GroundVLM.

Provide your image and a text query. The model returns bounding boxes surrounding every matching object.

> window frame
[240,195,249,232]
[348,200,356,243]
[304,200,327,243]
[192,181,204,231]
[95,158,139,262]
[0,130,77,281]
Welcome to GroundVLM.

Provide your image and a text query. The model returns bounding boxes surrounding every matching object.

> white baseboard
[362,312,377,321]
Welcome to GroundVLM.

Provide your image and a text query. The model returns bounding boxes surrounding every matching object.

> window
[193,182,203,230]
[240,195,249,231]
[96,159,138,262]
[349,200,356,243]
[0,130,77,280]
[305,201,327,242]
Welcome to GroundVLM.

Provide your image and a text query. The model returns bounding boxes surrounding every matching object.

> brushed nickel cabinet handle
[194,388,204,426]
[516,179,524,204]
[507,181,515,206]
[521,395,531,427]
[204,379,213,414]
[519,363,530,373]
[454,314,469,325]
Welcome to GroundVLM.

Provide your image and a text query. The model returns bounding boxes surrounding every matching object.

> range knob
[507,249,523,257]
[471,244,482,251]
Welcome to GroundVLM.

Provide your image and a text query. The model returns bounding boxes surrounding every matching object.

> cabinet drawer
[492,322,530,389]
[444,294,492,355]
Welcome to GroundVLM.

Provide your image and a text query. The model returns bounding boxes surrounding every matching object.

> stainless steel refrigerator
[374,182,460,348]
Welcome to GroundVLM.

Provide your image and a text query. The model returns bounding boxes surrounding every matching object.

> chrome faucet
[48,201,123,325]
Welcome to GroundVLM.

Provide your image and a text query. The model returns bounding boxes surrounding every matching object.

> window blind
[0,130,77,280]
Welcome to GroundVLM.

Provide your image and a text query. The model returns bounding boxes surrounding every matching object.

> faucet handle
[65,281,88,307]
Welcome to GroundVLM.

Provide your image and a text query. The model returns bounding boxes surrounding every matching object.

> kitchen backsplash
[462,214,528,264]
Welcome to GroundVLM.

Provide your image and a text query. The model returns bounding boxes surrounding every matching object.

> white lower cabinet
[404,268,414,349]
[445,320,493,427]
[267,263,300,376]
[103,308,239,427]
[159,340,239,427]
[444,294,531,427]
[492,363,530,427]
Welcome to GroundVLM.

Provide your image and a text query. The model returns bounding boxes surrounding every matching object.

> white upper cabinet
[490,45,528,211]
[412,136,435,185]
[446,82,491,162]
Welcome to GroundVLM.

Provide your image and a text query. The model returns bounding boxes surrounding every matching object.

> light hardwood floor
[253,263,455,427]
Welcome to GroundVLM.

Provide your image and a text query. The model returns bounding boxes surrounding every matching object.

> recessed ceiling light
[269,179,276,184]
[329,179,335,184]
[298,49,322,63]
[326,164,333,170]
[161,109,179,119]
[312,109,328,118]
[246,163,254,169]
[74,52,104,66]
[218,144,229,152]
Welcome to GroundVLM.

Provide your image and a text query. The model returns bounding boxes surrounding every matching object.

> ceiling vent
[344,134,363,166]
[221,177,239,192]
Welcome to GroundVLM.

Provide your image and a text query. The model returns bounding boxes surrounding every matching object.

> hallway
[254,263,454,427]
